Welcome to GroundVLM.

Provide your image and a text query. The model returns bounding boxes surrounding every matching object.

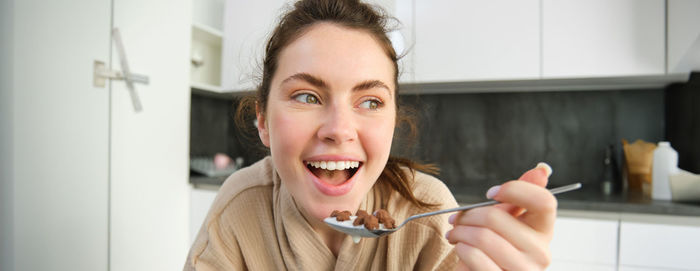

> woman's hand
[445,163,557,270]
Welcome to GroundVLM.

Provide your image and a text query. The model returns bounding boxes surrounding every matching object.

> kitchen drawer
[550,217,619,266]
[619,266,681,271]
[548,261,616,271]
[619,219,700,270]
[189,187,218,243]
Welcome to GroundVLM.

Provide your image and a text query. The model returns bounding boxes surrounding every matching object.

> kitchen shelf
[192,22,222,44]
[190,22,223,93]
[191,83,254,99]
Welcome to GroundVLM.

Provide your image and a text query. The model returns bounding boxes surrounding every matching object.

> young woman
[184,0,557,270]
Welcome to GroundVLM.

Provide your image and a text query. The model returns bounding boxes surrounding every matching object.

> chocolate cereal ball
[353,210,369,226]
[364,215,379,230]
[374,209,396,229]
[331,210,352,221]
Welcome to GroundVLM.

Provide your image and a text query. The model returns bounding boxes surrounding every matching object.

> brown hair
[235,0,438,209]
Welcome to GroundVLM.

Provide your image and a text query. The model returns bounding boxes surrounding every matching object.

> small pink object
[213,153,232,169]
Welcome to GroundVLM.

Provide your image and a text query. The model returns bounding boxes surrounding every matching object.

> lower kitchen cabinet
[618,267,680,271]
[549,215,619,270]
[189,187,219,242]
[550,212,700,271]
[549,262,617,271]
[619,215,700,270]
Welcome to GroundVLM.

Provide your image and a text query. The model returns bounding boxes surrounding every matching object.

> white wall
[0,0,15,270]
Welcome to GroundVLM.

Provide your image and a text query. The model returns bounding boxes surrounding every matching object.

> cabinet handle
[93,28,148,112]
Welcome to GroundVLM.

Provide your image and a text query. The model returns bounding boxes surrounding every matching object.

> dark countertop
[190,176,700,217]
[454,186,700,217]
[190,175,228,187]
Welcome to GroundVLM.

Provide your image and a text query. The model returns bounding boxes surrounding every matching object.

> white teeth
[306,160,361,171]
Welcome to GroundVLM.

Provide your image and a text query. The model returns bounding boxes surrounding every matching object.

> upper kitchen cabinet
[667,0,700,74]
[190,0,225,93]
[220,0,404,91]
[412,0,540,83]
[542,0,665,78]
[221,0,290,92]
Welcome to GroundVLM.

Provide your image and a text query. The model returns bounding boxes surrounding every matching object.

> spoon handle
[404,182,582,223]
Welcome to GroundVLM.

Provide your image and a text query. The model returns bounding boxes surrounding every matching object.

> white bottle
[652,141,679,200]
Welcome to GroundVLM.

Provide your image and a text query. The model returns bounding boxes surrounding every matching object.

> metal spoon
[324,182,582,240]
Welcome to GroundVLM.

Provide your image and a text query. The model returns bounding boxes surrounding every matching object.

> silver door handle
[93,28,148,112]
[94,61,149,84]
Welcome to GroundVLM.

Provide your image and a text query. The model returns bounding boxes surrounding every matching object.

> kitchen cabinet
[548,215,619,270]
[4,0,191,270]
[191,23,224,92]
[400,0,678,91]
[412,0,540,83]
[220,0,290,92]
[550,211,700,271]
[619,214,700,270]
[389,0,414,84]
[190,0,225,93]
[542,0,665,78]
[667,0,700,74]
[548,262,617,271]
[189,187,219,242]
[220,0,402,92]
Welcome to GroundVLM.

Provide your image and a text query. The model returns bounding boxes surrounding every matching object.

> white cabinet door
[394,0,414,84]
[547,261,617,271]
[542,0,665,78]
[189,188,219,242]
[619,267,680,271]
[619,220,700,270]
[667,0,700,74]
[11,1,195,270]
[12,0,111,270]
[221,0,290,91]
[413,0,540,83]
[110,0,191,270]
[550,217,619,268]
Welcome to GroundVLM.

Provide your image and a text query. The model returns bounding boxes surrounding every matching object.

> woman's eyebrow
[352,80,392,98]
[281,73,328,89]
[280,72,392,98]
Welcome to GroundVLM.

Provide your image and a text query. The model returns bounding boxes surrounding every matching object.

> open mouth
[305,160,362,186]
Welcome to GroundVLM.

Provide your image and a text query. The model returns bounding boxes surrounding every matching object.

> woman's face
[257,23,396,222]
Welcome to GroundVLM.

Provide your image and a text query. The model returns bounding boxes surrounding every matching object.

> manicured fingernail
[486,185,501,199]
[445,230,451,239]
[448,214,456,224]
[537,162,553,177]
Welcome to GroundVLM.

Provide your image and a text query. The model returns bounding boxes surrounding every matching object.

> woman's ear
[256,103,270,147]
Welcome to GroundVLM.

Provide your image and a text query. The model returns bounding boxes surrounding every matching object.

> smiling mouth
[305,161,362,186]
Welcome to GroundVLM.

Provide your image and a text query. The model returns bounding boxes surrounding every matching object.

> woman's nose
[317,106,357,144]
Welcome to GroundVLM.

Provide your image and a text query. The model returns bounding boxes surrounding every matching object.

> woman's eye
[294,93,319,104]
[359,99,381,110]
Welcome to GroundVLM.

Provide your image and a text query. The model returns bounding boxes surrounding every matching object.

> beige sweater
[184,157,459,270]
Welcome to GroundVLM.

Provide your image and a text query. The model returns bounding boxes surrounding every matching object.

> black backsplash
[189,94,266,168]
[394,89,664,194]
[191,78,700,195]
